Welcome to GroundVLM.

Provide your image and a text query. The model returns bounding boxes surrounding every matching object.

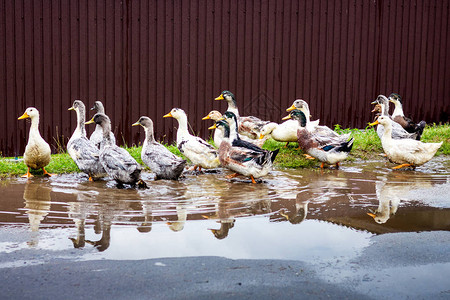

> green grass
[419,123,450,155]
[1,124,448,177]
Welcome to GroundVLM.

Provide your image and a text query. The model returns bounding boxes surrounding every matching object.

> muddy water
[0,157,449,263]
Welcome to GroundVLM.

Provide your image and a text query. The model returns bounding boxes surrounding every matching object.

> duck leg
[284,142,289,148]
[250,175,257,184]
[21,168,33,178]
[225,173,239,179]
[42,168,55,177]
[392,163,413,170]
[304,154,315,160]
[335,162,340,169]
[320,162,325,169]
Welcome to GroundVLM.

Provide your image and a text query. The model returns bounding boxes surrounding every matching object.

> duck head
[215,90,236,105]
[221,111,238,124]
[369,115,390,127]
[209,120,230,138]
[90,101,105,114]
[163,108,186,120]
[85,113,110,127]
[287,99,309,112]
[132,116,154,129]
[282,109,307,127]
[388,93,402,105]
[202,110,223,121]
[18,107,40,120]
[371,95,389,105]
[68,100,86,113]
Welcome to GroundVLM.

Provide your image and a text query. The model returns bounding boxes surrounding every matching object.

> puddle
[0,157,449,264]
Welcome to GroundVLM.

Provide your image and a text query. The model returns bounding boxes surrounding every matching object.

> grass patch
[420,123,450,155]
[1,124,448,177]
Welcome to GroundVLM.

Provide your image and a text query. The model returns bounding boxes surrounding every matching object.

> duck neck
[228,118,240,141]
[144,126,155,143]
[75,108,87,137]
[29,115,42,140]
[175,114,190,137]
[381,121,393,143]
[380,101,390,116]
[227,99,240,118]
[101,122,113,146]
[391,101,404,117]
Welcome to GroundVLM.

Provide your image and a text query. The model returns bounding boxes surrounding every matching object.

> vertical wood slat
[0,0,449,157]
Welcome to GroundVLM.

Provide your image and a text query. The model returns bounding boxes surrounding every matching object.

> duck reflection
[367,181,400,224]
[66,185,142,251]
[368,174,433,224]
[23,181,52,246]
[167,204,187,232]
[205,183,272,239]
[136,200,154,233]
[278,191,310,225]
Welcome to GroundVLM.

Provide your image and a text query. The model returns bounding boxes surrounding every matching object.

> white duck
[67,100,106,181]
[86,113,144,187]
[18,107,52,178]
[89,101,116,149]
[370,116,442,169]
[163,108,220,171]
[132,116,186,180]
[259,119,301,147]
[215,90,270,140]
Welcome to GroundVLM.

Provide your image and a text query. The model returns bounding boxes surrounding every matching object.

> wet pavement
[0,157,449,299]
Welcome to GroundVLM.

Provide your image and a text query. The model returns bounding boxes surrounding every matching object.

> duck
[67,100,106,181]
[209,120,278,183]
[202,110,266,148]
[85,113,144,187]
[259,118,301,147]
[17,107,53,178]
[286,101,351,146]
[369,115,442,169]
[163,108,220,171]
[286,99,320,128]
[132,116,186,180]
[220,111,273,153]
[388,93,426,138]
[215,90,271,139]
[89,101,116,149]
[286,99,347,142]
[284,110,354,168]
[370,95,420,140]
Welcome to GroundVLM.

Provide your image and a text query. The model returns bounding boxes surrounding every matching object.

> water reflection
[368,173,433,224]
[0,160,448,259]
[167,204,187,232]
[203,182,272,239]
[276,191,309,225]
[136,200,153,233]
[23,182,51,246]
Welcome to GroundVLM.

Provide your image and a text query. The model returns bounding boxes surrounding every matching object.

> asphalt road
[1,231,449,299]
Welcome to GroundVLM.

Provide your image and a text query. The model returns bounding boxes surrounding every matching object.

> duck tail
[332,138,354,153]
[415,120,426,139]
[270,149,280,163]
